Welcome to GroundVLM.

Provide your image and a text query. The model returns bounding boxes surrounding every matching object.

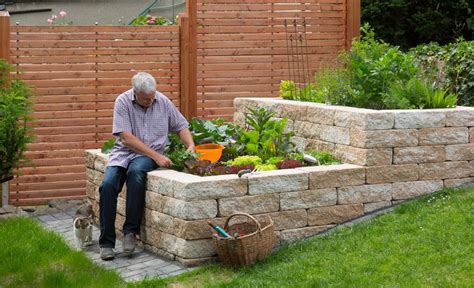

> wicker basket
[212,212,274,267]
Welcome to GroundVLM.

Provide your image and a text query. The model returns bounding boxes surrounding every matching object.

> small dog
[73,201,94,250]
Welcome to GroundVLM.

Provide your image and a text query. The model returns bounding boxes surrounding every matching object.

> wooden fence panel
[195,0,348,119]
[9,25,180,205]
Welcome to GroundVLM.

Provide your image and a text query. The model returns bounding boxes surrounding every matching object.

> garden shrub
[361,0,473,49]
[279,25,459,109]
[412,40,474,106]
[0,61,35,182]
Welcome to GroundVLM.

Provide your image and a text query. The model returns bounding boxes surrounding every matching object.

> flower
[59,11,67,17]
[47,18,53,24]
[51,14,58,20]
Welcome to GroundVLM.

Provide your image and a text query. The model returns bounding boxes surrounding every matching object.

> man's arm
[119,132,172,167]
[178,128,195,152]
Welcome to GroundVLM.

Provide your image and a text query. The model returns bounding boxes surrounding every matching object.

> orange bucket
[195,144,225,163]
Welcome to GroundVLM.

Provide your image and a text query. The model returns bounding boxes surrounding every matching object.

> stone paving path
[36,210,194,282]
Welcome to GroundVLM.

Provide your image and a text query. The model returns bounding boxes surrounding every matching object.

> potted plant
[0,60,35,188]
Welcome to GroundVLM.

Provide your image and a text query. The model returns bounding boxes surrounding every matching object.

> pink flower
[59,11,67,17]
[51,14,58,20]
[47,18,54,24]
[147,19,155,24]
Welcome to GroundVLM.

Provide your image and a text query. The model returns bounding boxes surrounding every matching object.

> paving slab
[35,209,194,282]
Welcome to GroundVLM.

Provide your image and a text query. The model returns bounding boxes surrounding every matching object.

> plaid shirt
[107,89,189,168]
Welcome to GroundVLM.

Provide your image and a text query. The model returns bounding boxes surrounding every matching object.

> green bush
[362,0,473,49]
[412,40,474,106]
[279,25,460,110]
[0,60,35,182]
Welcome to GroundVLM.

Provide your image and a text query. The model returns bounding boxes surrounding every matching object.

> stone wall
[85,98,473,266]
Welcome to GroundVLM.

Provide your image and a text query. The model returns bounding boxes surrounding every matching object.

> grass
[0,217,123,288]
[0,187,473,287]
[137,187,474,287]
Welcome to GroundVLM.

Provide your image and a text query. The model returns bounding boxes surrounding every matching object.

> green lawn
[0,217,123,288]
[1,187,473,287]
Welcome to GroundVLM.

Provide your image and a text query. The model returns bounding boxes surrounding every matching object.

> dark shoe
[100,247,115,260]
[123,233,136,254]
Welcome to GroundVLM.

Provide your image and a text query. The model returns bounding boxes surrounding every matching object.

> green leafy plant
[131,15,173,26]
[238,107,295,161]
[101,138,115,154]
[384,78,457,109]
[0,61,35,182]
[164,133,196,171]
[225,155,262,166]
[411,40,474,106]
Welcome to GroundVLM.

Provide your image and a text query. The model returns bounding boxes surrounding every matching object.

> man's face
[135,90,155,108]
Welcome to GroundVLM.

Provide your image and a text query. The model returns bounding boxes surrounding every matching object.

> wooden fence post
[179,13,190,119]
[0,11,10,207]
[346,0,360,50]
[186,0,197,119]
[0,11,10,64]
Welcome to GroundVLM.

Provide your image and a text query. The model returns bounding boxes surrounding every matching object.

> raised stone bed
[85,98,473,266]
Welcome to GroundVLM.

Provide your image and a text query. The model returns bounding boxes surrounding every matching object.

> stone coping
[234,97,474,130]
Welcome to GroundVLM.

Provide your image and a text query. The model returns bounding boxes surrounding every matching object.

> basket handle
[224,212,262,233]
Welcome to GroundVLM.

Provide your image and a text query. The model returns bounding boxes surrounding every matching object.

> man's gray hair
[132,72,157,94]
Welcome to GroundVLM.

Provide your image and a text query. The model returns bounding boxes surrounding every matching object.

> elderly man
[99,72,195,260]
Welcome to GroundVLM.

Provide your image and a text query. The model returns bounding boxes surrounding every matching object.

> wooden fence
[4,24,180,205]
[0,1,359,205]
[195,0,359,119]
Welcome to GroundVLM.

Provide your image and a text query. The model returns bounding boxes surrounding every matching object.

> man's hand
[186,145,195,153]
[154,154,173,168]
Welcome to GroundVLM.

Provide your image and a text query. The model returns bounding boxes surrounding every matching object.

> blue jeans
[98,156,157,248]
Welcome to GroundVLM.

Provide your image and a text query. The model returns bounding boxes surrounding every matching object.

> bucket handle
[224,212,262,233]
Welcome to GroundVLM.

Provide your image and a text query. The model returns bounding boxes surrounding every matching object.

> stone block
[234,98,260,111]
[363,201,392,213]
[175,256,217,267]
[85,181,98,200]
[306,139,336,153]
[366,165,418,184]
[85,150,97,168]
[280,188,337,210]
[117,197,126,216]
[419,161,471,180]
[471,161,474,177]
[147,170,188,197]
[180,175,248,201]
[275,101,309,120]
[143,244,175,261]
[218,194,279,216]
[306,105,335,125]
[308,204,364,225]
[419,127,469,145]
[446,143,474,161]
[393,146,446,164]
[335,109,394,130]
[350,129,418,148]
[334,145,392,166]
[392,180,443,200]
[162,197,218,220]
[145,191,167,211]
[264,209,307,230]
[293,120,320,139]
[446,108,474,127]
[144,209,225,240]
[291,136,308,152]
[471,128,474,143]
[143,228,216,258]
[233,112,245,127]
[320,125,350,145]
[393,110,446,128]
[248,169,308,195]
[94,154,108,173]
[280,225,335,243]
[299,164,365,189]
[338,184,392,204]
[444,178,474,188]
